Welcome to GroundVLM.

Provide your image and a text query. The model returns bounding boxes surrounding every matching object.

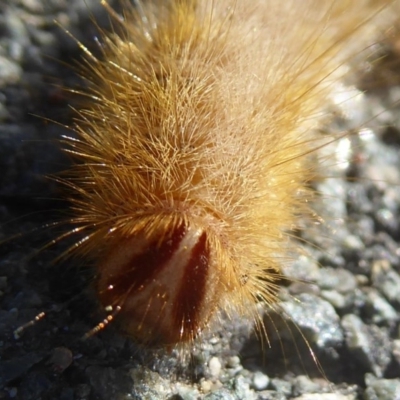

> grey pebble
[203,389,236,400]
[130,366,173,399]
[8,387,18,398]
[225,355,243,376]
[293,394,356,400]
[364,290,398,325]
[283,254,321,283]
[86,365,133,400]
[317,267,357,294]
[0,55,22,85]
[371,260,400,307]
[342,314,374,370]
[209,357,222,378]
[342,234,365,251]
[18,0,44,13]
[321,290,346,310]
[252,371,270,391]
[364,373,400,400]
[227,356,241,369]
[233,376,256,400]
[375,208,399,234]
[279,293,343,349]
[341,314,391,377]
[2,11,30,48]
[175,383,201,400]
[256,391,287,400]
[270,378,292,397]
[292,375,322,397]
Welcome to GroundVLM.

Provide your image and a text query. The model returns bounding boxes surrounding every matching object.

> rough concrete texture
[1,1,400,399]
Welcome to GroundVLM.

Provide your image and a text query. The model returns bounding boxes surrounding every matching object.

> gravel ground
[1,1,400,400]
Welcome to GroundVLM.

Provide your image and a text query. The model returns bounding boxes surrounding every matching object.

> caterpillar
[1,0,400,399]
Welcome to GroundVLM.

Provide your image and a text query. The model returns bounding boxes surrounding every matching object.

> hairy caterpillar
[2,0,400,399]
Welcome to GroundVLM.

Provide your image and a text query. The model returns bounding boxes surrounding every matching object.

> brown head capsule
[97,220,229,345]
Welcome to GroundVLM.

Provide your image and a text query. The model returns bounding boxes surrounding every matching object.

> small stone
[364,373,400,400]
[233,376,255,400]
[283,254,321,282]
[292,375,321,396]
[252,372,270,391]
[279,293,343,349]
[371,260,400,306]
[364,290,398,325]
[376,208,399,234]
[130,366,172,399]
[20,0,44,13]
[270,378,292,396]
[342,234,365,251]
[203,388,235,400]
[356,275,369,286]
[208,357,222,378]
[317,267,357,294]
[321,290,346,309]
[256,391,287,400]
[226,356,241,369]
[293,394,355,400]
[8,387,17,398]
[47,347,73,374]
[0,56,22,85]
[200,379,213,393]
[175,382,200,400]
[341,314,391,377]
[209,336,220,345]
[227,356,243,377]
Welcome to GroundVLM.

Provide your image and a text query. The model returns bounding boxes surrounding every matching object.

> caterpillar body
[2,0,400,398]
[61,0,398,346]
